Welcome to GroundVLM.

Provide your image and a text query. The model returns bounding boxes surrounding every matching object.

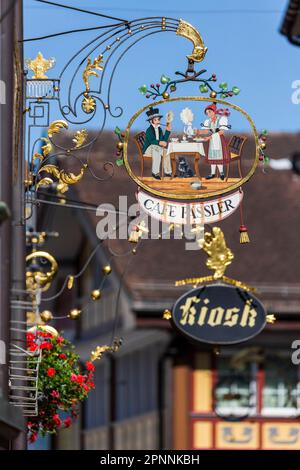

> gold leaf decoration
[27,311,37,324]
[48,120,68,138]
[38,164,60,179]
[33,152,43,163]
[83,55,103,92]
[72,129,88,149]
[163,309,172,320]
[41,137,52,157]
[90,345,111,362]
[26,250,58,291]
[202,227,234,279]
[176,20,207,63]
[82,95,96,114]
[59,164,87,185]
[90,339,122,362]
[266,314,276,324]
[57,182,69,194]
[25,52,56,79]
[67,275,74,290]
[36,177,53,190]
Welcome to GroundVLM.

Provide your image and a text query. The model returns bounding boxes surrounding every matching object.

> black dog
[177,157,194,178]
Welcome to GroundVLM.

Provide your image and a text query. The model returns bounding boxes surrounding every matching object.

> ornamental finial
[25,52,56,79]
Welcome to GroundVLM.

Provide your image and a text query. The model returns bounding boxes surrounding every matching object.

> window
[214,349,300,418]
[28,435,51,450]
[214,356,257,418]
[115,345,160,422]
[85,361,110,429]
[262,353,300,417]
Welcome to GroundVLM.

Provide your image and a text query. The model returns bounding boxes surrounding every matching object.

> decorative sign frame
[123,97,260,201]
[171,284,266,345]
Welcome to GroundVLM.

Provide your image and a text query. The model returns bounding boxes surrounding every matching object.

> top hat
[146,107,163,121]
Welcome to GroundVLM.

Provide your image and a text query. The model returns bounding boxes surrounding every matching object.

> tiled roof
[61,132,300,306]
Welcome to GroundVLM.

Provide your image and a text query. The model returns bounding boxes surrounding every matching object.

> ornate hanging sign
[163,227,275,345]
[116,20,269,243]
[172,285,266,345]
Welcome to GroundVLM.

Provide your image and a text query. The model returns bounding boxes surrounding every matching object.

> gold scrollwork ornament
[26,250,58,292]
[176,19,208,63]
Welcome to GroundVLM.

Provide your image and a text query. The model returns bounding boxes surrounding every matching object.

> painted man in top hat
[142,107,172,180]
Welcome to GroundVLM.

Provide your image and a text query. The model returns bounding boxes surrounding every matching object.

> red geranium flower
[29,432,37,443]
[47,368,56,377]
[87,380,95,389]
[28,342,38,352]
[27,331,95,440]
[40,341,52,350]
[64,417,72,428]
[52,414,61,427]
[26,332,35,342]
[37,331,53,338]
[85,361,95,372]
[76,375,86,384]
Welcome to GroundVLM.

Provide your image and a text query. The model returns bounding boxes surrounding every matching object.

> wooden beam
[172,359,190,449]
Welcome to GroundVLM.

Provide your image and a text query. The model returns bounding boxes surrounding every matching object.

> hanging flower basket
[27,328,95,443]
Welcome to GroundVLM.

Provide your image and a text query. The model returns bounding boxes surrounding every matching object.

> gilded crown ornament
[25,52,56,79]
[175,227,255,292]
[202,227,234,280]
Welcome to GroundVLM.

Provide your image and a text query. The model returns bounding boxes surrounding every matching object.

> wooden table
[166,141,206,178]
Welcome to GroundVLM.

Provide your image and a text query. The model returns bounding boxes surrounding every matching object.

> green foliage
[138,84,148,94]
[199,84,208,93]
[27,329,95,443]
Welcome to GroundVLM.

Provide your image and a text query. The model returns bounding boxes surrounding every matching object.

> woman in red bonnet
[196,103,230,180]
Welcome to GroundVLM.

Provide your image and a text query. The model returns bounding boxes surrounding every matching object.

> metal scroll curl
[26,250,58,292]
[25,18,207,182]
[54,19,206,151]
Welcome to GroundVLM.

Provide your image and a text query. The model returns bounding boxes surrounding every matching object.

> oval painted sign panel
[172,284,266,345]
[123,96,259,201]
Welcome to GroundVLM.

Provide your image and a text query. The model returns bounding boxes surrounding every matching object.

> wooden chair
[134,131,151,178]
[225,135,247,181]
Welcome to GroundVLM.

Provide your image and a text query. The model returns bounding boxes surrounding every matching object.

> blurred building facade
[33,132,300,451]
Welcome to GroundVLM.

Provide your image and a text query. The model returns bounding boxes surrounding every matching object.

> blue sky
[23,0,299,132]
